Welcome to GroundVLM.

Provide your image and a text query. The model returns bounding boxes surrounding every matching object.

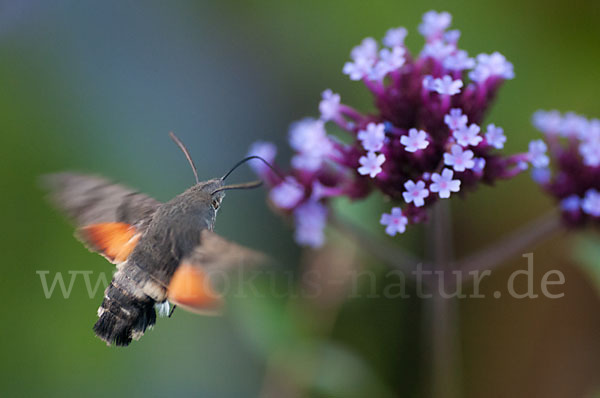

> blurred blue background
[1,0,599,397]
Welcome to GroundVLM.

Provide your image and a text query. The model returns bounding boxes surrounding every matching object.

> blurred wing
[42,172,161,263]
[167,230,268,315]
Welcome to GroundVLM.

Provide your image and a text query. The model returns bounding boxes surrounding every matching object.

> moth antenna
[222,155,283,181]
[211,180,263,195]
[169,132,199,184]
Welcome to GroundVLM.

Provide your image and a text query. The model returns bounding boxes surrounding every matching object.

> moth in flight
[43,133,270,346]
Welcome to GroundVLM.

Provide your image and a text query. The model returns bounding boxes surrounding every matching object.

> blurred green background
[1,0,599,397]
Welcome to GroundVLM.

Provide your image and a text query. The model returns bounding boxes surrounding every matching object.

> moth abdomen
[94,270,158,346]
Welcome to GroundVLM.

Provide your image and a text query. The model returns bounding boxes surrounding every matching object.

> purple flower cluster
[529,110,600,225]
[249,11,528,247]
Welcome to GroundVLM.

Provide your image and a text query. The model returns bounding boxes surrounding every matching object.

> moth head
[194,178,226,211]
[169,132,280,211]
[191,159,267,212]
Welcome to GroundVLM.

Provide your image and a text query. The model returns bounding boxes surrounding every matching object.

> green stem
[426,202,461,398]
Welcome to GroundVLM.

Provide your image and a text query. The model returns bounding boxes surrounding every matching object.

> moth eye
[212,199,220,210]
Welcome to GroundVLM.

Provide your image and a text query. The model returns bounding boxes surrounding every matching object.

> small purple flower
[443,49,475,71]
[380,207,408,236]
[444,29,461,44]
[351,37,378,60]
[403,180,429,207]
[561,195,581,212]
[343,37,378,80]
[358,122,386,152]
[343,58,374,81]
[421,40,455,60]
[559,112,588,138]
[582,189,600,217]
[371,46,406,80]
[289,118,333,171]
[383,27,408,48]
[469,52,515,82]
[269,177,305,210]
[400,128,429,152]
[580,139,600,167]
[289,118,328,152]
[518,161,529,171]
[247,141,277,176]
[531,167,552,185]
[453,124,482,147]
[444,108,468,131]
[444,144,475,172]
[528,139,550,168]
[532,110,562,135]
[358,152,386,178]
[431,75,463,95]
[430,169,461,198]
[422,75,437,91]
[294,201,328,247]
[319,89,341,121]
[485,124,506,149]
[418,10,452,40]
[473,158,486,173]
[588,119,600,140]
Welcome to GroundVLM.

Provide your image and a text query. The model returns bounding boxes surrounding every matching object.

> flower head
[529,110,600,226]
[380,207,408,236]
[250,11,523,245]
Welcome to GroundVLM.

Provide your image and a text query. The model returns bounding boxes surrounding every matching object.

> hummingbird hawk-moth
[43,133,270,346]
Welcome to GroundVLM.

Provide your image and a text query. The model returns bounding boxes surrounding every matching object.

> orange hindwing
[167,262,222,315]
[79,222,140,263]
